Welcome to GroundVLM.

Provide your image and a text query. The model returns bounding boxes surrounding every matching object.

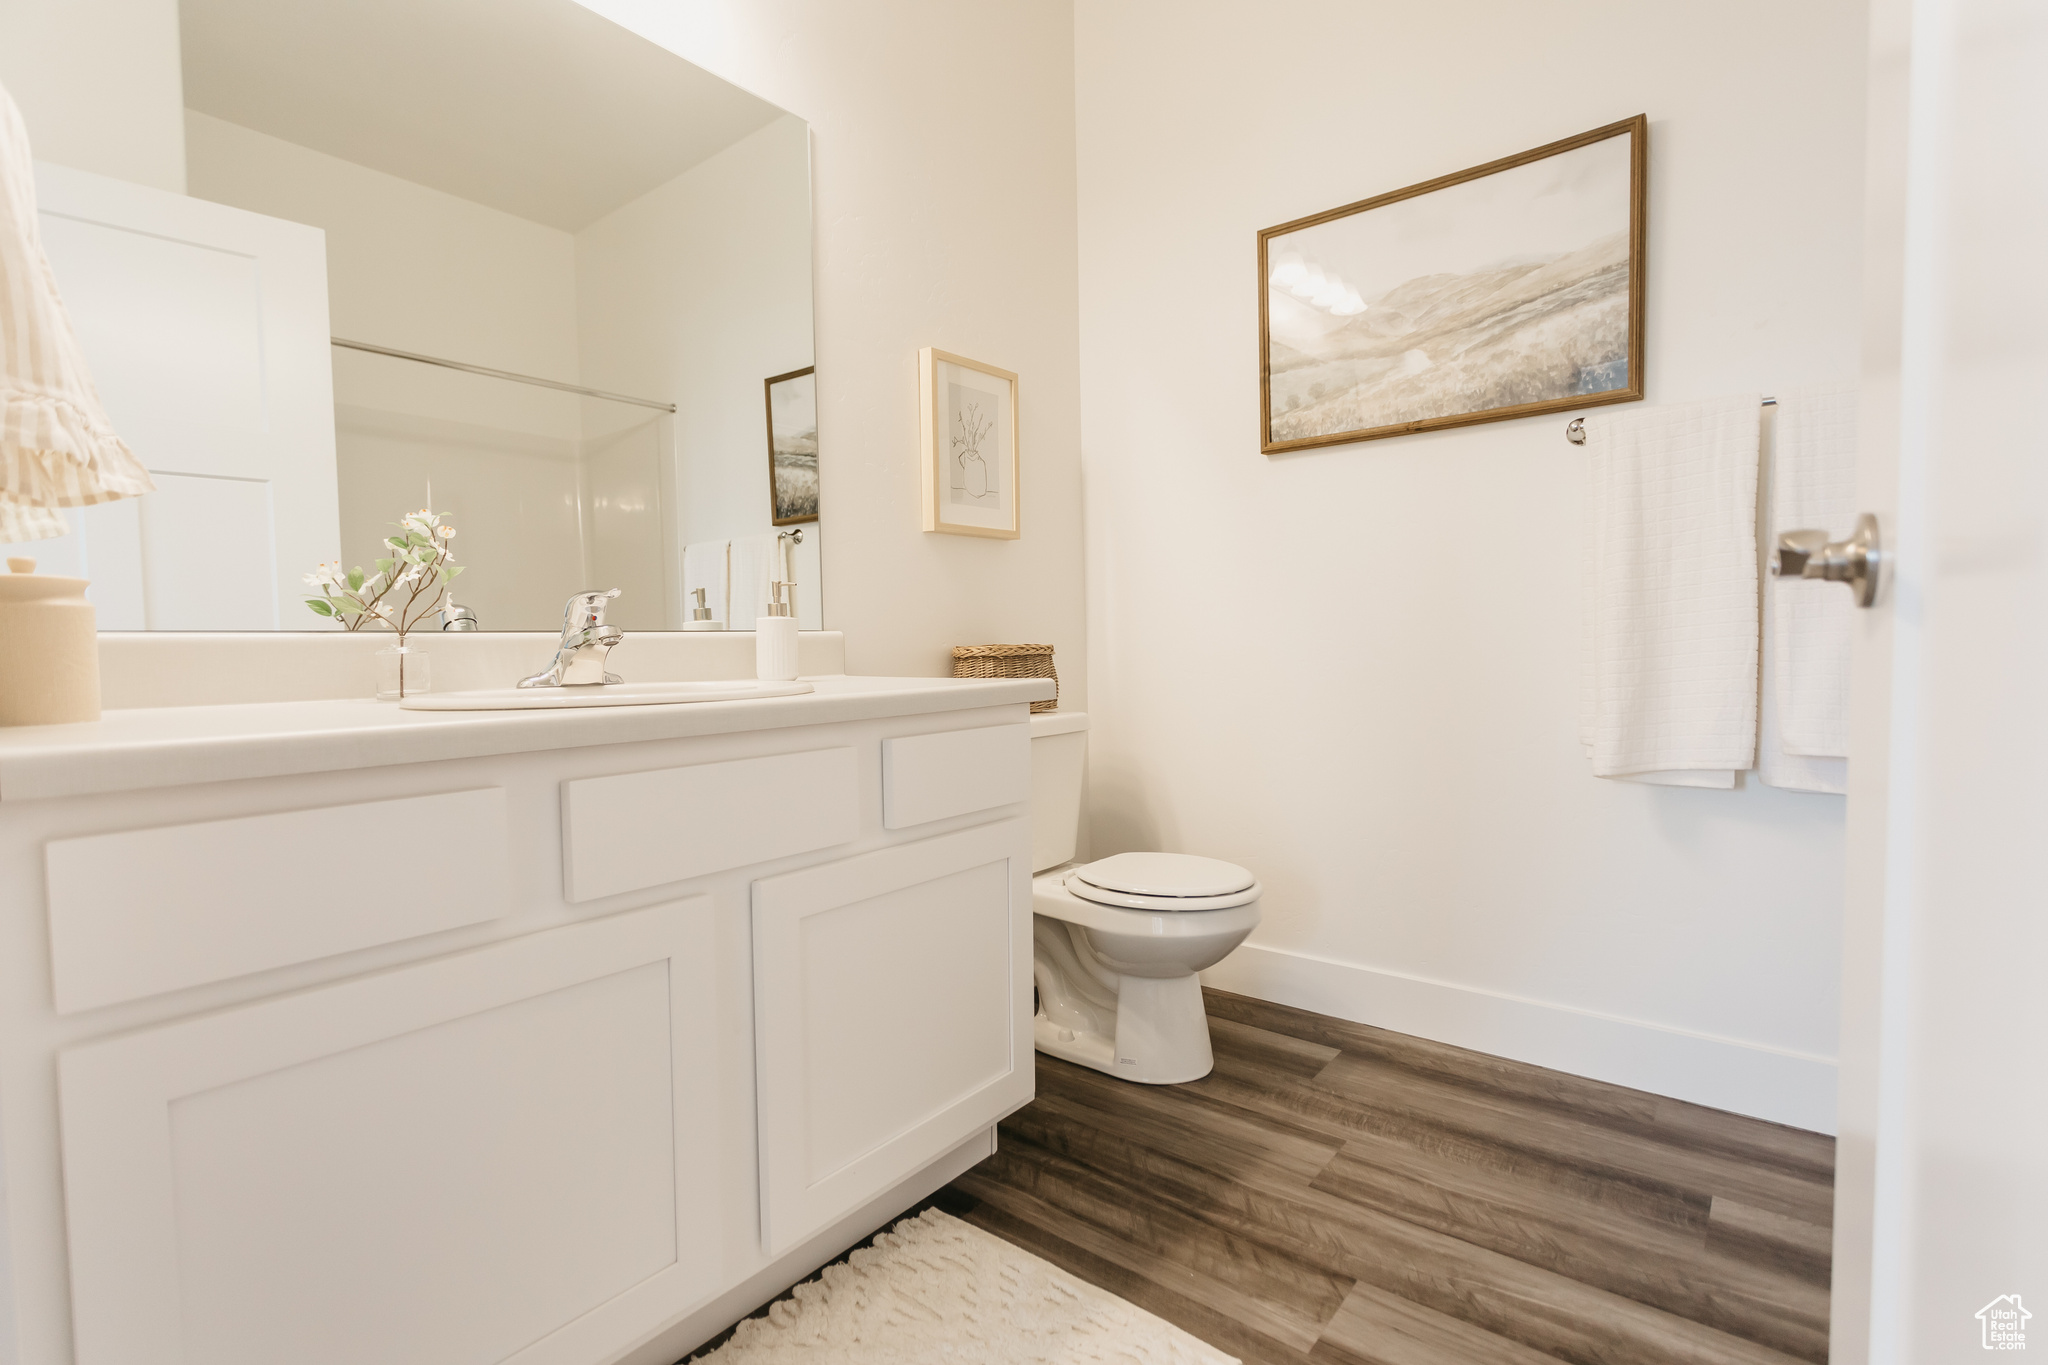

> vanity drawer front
[881,723,1030,830]
[46,788,510,1015]
[562,747,859,903]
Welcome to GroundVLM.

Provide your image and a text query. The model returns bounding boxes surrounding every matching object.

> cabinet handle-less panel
[880,723,1029,829]
[46,787,509,1014]
[57,901,720,1365]
[563,747,859,902]
[751,819,1032,1253]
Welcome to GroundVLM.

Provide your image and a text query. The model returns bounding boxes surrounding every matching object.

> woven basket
[952,643,1057,713]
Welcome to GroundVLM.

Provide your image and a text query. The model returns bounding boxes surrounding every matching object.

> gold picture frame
[763,365,818,526]
[1258,114,1648,453]
[919,347,1019,539]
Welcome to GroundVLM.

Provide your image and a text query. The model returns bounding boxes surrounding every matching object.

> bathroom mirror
[8,0,819,632]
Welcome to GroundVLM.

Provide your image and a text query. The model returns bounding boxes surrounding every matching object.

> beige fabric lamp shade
[0,79,154,543]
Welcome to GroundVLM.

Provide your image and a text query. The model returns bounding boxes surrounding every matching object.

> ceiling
[180,0,792,231]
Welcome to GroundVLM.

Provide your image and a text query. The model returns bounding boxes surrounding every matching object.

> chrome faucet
[519,589,625,687]
[439,594,479,632]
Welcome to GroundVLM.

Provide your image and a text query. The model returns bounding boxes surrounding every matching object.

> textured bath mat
[697,1208,1236,1363]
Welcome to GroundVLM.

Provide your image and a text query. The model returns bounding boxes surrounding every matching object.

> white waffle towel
[1759,577,1846,793]
[1581,395,1761,786]
[681,540,729,625]
[1770,383,1857,759]
[728,533,779,626]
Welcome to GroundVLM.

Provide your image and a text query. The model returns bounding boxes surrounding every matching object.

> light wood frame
[919,348,1020,539]
[764,365,818,527]
[1258,114,1649,454]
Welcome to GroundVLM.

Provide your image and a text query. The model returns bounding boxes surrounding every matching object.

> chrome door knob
[1774,512,1882,608]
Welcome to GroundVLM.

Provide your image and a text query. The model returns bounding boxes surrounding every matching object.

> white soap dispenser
[755,581,799,680]
[682,587,720,631]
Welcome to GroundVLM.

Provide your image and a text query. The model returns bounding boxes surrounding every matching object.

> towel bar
[1566,396,1777,444]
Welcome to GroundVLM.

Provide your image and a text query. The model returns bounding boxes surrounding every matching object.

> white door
[56,900,722,1365]
[1831,1,2048,1361]
[0,162,338,628]
[751,819,1033,1254]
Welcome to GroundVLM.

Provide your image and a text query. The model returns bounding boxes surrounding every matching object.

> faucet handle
[562,588,621,634]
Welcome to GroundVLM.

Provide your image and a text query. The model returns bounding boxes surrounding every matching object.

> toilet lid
[1066,852,1260,912]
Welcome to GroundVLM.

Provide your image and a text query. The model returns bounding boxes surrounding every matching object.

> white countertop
[0,675,1056,802]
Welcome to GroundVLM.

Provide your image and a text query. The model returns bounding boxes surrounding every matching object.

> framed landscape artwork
[764,365,818,525]
[919,347,1019,539]
[1258,115,1648,453]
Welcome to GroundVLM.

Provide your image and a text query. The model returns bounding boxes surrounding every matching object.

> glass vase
[375,645,430,700]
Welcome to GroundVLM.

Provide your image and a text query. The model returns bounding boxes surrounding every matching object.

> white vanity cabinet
[0,679,1045,1365]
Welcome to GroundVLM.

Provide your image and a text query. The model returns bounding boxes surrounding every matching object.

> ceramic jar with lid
[0,556,100,726]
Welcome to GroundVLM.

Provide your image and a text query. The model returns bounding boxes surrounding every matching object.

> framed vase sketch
[764,365,819,525]
[919,347,1019,538]
[1258,114,1648,453]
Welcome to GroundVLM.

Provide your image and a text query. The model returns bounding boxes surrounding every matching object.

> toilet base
[1033,971,1214,1085]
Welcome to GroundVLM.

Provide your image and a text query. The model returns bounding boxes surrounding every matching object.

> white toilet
[1028,712,1261,1084]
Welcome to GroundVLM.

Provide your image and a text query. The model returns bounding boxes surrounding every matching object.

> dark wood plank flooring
[942,989,1834,1365]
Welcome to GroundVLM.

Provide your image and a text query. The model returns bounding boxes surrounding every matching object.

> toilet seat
[1065,852,1260,912]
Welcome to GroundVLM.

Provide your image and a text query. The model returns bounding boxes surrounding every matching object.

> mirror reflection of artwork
[764,367,818,525]
[1259,116,1647,453]
[919,349,1018,539]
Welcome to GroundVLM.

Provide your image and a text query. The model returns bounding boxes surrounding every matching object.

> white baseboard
[1202,943,1837,1135]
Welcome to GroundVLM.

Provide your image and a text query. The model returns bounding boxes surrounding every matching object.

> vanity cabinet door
[57,901,721,1365]
[751,818,1032,1253]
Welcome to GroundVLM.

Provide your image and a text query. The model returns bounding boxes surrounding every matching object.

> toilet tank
[1028,711,1089,872]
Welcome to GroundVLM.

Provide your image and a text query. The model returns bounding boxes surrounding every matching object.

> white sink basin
[399,679,815,711]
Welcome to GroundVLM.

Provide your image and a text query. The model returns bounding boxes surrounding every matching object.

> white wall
[329,407,590,635]
[0,0,185,192]
[573,1,1088,698]
[1074,0,1867,1131]
[581,414,677,629]
[577,114,810,549]
[575,113,819,627]
[185,111,604,630]
[185,112,581,387]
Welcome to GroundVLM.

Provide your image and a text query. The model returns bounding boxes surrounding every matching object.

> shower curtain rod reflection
[330,338,677,413]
